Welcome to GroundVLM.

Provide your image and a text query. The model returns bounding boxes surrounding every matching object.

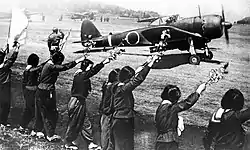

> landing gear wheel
[206,51,213,60]
[189,55,201,65]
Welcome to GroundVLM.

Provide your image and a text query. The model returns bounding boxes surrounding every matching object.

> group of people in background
[0,27,249,150]
[100,16,110,22]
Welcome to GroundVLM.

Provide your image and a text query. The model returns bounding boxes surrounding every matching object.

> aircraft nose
[222,21,232,29]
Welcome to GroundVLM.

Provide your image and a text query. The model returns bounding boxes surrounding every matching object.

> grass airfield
[0,14,249,149]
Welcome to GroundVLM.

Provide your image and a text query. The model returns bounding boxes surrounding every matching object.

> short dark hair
[52,27,58,32]
[108,68,120,83]
[161,84,181,103]
[80,59,94,71]
[118,66,135,82]
[52,51,64,64]
[0,51,5,64]
[27,53,39,67]
[221,88,244,111]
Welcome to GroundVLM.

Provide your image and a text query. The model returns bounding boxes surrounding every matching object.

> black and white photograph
[0,0,249,149]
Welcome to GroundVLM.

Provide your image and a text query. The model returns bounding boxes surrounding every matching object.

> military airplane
[137,16,160,23]
[67,12,95,21]
[74,7,232,65]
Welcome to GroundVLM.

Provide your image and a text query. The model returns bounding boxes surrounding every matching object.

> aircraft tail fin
[80,20,101,45]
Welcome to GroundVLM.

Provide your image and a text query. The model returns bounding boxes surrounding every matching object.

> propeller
[221,5,232,45]
[198,5,201,18]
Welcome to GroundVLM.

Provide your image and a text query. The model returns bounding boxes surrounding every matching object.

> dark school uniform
[64,63,104,144]
[99,81,115,150]
[203,107,250,150]
[155,92,200,150]
[20,63,44,128]
[34,60,77,137]
[0,51,18,125]
[111,66,151,150]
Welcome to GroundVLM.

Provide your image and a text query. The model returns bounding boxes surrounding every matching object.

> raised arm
[82,56,115,79]
[50,61,77,72]
[173,83,206,113]
[1,43,20,69]
[82,62,104,79]
[50,56,86,72]
[237,108,250,123]
[121,55,159,92]
[29,60,48,72]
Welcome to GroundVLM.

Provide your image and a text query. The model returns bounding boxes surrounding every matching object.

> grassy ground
[0,15,249,149]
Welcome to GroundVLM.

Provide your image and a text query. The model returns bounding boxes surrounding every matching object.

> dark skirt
[111,118,134,150]
[155,141,179,150]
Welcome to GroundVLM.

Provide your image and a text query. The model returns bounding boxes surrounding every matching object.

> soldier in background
[47,27,65,55]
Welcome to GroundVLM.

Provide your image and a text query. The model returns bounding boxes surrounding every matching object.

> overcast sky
[92,0,250,21]
[0,0,249,21]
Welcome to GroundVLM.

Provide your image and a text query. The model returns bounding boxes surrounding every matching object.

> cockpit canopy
[149,15,180,26]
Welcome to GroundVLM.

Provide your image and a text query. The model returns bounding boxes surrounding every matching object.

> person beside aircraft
[47,27,65,55]
[14,53,46,133]
[110,55,159,150]
[0,42,20,127]
[203,88,250,150]
[33,51,86,141]
[64,56,115,150]
[99,68,120,150]
[155,29,171,52]
[154,83,206,150]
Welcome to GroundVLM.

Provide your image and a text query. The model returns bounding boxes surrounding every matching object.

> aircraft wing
[137,17,159,23]
[74,47,114,53]
[68,12,90,17]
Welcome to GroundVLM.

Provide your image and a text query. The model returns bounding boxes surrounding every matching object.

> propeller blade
[198,5,201,18]
[221,5,230,45]
[221,5,225,22]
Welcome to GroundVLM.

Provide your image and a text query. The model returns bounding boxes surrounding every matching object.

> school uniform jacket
[0,51,18,85]
[22,63,46,90]
[71,63,104,104]
[203,108,250,150]
[38,61,77,91]
[155,92,200,143]
[112,66,151,119]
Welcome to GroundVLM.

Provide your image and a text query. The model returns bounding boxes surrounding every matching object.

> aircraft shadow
[152,53,223,69]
